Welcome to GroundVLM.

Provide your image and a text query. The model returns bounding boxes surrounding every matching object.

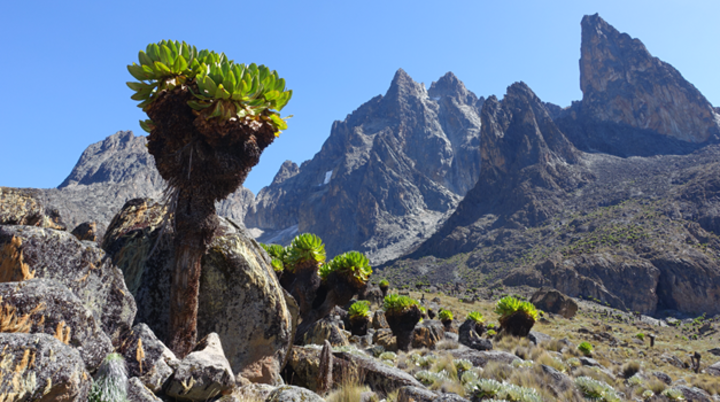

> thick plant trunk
[168,189,218,358]
[386,306,422,351]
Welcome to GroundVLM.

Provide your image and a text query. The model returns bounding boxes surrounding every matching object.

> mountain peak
[579,14,719,143]
[428,72,477,104]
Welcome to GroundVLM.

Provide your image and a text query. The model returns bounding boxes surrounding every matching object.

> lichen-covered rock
[127,377,163,402]
[372,328,397,352]
[458,320,492,351]
[0,333,91,401]
[302,316,350,347]
[218,383,277,402]
[333,351,423,395]
[529,287,578,319]
[266,385,325,402]
[372,310,389,329]
[0,186,66,230]
[0,225,136,344]
[103,198,295,385]
[0,279,113,371]
[71,221,98,242]
[165,333,235,401]
[448,348,520,368]
[117,323,178,392]
[411,320,445,349]
[397,386,436,402]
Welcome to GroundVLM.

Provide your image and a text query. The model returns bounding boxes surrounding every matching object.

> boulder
[302,315,350,347]
[538,364,574,397]
[0,279,113,371]
[333,351,423,395]
[458,320,493,351]
[673,385,713,402]
[0,225,136,344]
[435,395,470,402]
[411,320,445,349]
[103,198,296,385]
[0,186,66,230]
[127,377,163,402]
[71,221,98,242]
[372,310,389,329]
[448,348,520,367]
[266,385,325,402]
[0,333,91,401]
[218,383,277,402]
[708,361,720,376]
[529,287,578,319]
[528,331,552,346]
[397,386,436,402]
[117,323,178,392]
[165,333,235,401]
[372,328,397,352]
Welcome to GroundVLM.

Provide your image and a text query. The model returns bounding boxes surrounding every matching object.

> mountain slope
[247,69,486,263]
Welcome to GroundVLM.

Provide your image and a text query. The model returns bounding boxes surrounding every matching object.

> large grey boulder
[0,333,91,401]
[103,198,296,385]
[0,225,136,344]
[117,323,178,392]
[449,348,520,367]
[0,279,113,371]
[165,333,235,401]
[411,319,445,349]
[333,351,423,395]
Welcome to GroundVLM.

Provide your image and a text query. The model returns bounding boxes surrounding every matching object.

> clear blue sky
[2,1,718,195]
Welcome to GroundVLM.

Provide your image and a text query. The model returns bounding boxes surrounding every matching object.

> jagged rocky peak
[579,13,720,143]
[271,160,300,186]
[428,72,479,105]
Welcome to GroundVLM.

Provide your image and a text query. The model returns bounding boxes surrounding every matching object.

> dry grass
[325,363,370,402]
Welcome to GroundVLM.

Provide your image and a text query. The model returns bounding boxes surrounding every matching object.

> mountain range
[11,14,720,317]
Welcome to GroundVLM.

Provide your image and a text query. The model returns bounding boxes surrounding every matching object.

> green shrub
[127,40,292,132]
[636,332,645,341]
[89,353,129,402]
[467,311,485,324]
[574,376,620,402]
[578,341,593,356]
[383,294,418,315]
[286,233,326,271]
[439,309,454,321]
[320,251,372,287]
[494,296,538,320]
[348,301,371,319]
[487,329,497,336]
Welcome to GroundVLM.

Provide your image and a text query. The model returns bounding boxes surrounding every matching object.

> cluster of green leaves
[348,300,371,319]
[574,376,620,402]
[285,233,326,271]
[382,294,418,315]
[578,341,594,356]
[127,40,292,132]
[438,309,453,321]
[466,311,485,324]
[319,251,372,286]
[261,243,288,272]
[379,279,390,288]
[635,332,645,341]
[494,296,539,321]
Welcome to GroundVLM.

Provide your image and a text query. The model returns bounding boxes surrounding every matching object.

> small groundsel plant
[494,296,539,320]
[379,279,389,288]
[439,309,454,321]
[636,332,645,341]
[320,251,372,287]
[578,341,594,356]
[467,311,485,324]
[574,376,621,402]
[348,301,371,319]
[89,353,129,402]
[261,243,287,272]
[286,233,326,272]
[383,294,419,315]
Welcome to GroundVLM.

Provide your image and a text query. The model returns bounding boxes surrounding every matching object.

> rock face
[578,14,720,145]
[246,70,485,263]
[0,333,91,401]
[103,198,295,385]
[0,225,137,344]
[40,130,255,237]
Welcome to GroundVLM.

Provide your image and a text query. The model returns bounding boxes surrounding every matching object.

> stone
[373,328,397,352]
[448,349,520,367]
[529,287,578,319]
[434,394,470,402]
[103,199,295,385]
[539,364,574,396]
[458,319,492,351]
[653,371,673,385]
[218,383,277,402]
[71,221,98,242]
[397,386,436,402]
[127,377,163,402]
[266,385,325,402]
[660,353,688,369]
[0,279,113,371]
[333,351,424,395]
[165,333,235,401]
[673,386,713,402]
[0,186,66,230]
[117,323,178,392]
[372,310,389,329]
[0,225,136,344]
[0,333,91,401]
[708,361,720,376]
[528,331,552,346]
[411,319,445,349]
[302,315,350,347]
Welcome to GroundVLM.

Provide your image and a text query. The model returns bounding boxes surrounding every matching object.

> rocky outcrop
[578,14,720,145]
[118,323,179,393]
[0,279,114,371]
[529,287,578,319]
[247,70,485,263]
[0,187,65,230]
[0,225,136,344]
[0,333,91,401]
[103,198,295,385]
[165,333,235,401]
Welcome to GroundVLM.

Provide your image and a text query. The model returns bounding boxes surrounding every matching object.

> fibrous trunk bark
[168,189,218,358]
